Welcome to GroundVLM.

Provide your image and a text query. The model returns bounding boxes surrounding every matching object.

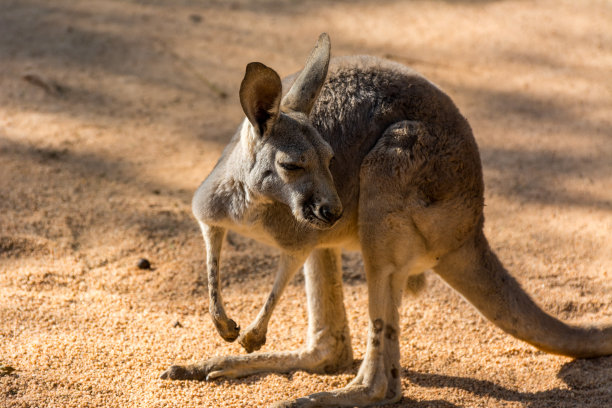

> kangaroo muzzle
[316,203,343,225]
[302,199,343,229]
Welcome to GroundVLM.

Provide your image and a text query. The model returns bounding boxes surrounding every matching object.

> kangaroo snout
[303,199,343,229]
[317,203,343,225]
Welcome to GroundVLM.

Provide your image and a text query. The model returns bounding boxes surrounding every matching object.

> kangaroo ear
[239,62,282,136]
[281,33,331,115]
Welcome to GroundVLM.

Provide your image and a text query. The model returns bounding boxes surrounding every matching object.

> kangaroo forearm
[239,254,306,353]
[200,223,240,342]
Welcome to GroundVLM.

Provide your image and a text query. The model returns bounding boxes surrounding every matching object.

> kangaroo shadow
[399,356,612,407]
[193,354,611,407]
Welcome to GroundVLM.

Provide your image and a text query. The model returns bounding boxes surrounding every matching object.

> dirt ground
[1,0,611,407]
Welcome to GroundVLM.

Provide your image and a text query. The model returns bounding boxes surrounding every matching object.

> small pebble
[136,258,151,270]
[0,363,16,377]
[189,14,202,23]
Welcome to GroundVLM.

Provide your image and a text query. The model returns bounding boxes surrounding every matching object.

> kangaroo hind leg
[161,248,352,381]
[271,120,438,407]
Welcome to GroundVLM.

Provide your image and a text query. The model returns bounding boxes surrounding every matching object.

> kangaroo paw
[212,317,240,342]
[238,326,267,353]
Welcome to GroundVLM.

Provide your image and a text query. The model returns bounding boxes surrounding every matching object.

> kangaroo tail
[434,229,612,358]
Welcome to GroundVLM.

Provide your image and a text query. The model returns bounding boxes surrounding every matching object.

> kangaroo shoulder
[192,169,251,225]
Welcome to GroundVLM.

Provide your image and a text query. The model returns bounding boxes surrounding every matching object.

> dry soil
[1,0,611,407]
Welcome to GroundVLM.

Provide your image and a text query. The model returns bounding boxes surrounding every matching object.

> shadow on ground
[397,357,612,408]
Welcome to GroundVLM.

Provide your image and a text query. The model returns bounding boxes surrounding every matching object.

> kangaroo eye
[279,162,303,171]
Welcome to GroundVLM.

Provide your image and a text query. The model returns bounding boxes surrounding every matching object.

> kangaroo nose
[318,205,343,224]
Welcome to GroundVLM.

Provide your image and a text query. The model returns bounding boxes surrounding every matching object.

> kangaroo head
[238,33,342,229]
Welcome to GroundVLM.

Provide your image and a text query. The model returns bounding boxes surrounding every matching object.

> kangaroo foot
[160,356,232,381]
[270,381,401,408]
[161,339,352,382]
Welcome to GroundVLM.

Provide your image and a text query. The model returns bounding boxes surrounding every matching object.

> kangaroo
[161,34,612,407]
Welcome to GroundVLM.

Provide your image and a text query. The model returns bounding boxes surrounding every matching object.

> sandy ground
[1,0,611,407]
